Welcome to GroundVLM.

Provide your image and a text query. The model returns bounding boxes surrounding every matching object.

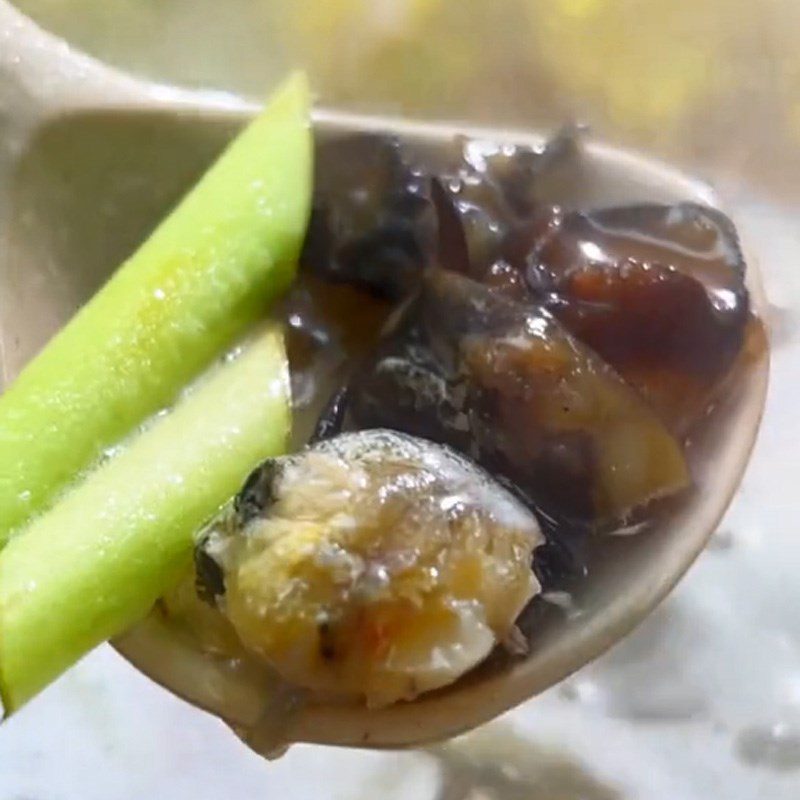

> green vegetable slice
[0,73,312,544]
[0,326,290,713]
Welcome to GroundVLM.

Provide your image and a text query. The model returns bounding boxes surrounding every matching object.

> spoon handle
[0,2,137,123]
[0,0,250,131]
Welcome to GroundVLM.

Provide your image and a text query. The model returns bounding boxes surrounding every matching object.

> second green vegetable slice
[0,327,291,712]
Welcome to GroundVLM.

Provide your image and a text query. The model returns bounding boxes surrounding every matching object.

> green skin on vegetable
[0,326,291,713]
[0,73,312,545]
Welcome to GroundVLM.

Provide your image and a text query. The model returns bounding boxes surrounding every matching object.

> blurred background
[13,0,800,201]
[2,2,800,799]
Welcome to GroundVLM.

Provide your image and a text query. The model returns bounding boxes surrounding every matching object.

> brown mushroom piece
[301,131,583,301]
[336,270,689,533]
[518,203,752,432]
[429,129,582,282]
[300,134,435,300]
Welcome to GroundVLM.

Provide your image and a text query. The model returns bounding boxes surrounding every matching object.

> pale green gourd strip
[0,73,312,544]
[0,326,290,713]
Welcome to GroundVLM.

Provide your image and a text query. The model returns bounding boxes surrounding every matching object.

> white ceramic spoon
[0,1,768,752]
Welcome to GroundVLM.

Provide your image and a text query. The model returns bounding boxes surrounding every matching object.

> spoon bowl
[114,121,768,751]
[0,2,768,750]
